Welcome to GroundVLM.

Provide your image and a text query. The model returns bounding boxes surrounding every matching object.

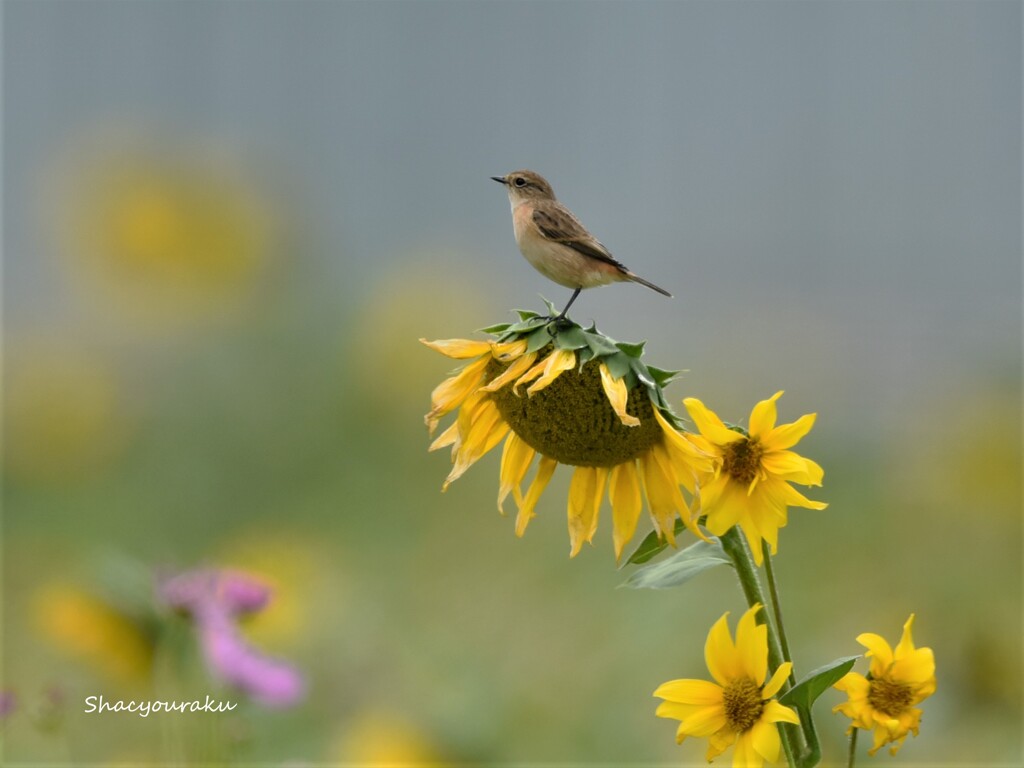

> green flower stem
[760,543,822,768]
[847,725,859,768]
[761,542,795,688]
[719,529,806,766]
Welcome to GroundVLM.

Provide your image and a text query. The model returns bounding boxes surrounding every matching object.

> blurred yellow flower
[338,710,442,766]
[3,345,128,484]
[34,584,153,686]
[654,604,799,767]
[217,528,346,652]
[423,319,711,560]
[833,614,936,756]
[53,136,277,330]
[684,392,826,564]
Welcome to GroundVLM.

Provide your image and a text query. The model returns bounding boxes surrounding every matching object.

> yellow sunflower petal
[648,441,708,542]
[599,363,640,427]
[679,704,729,739]
[734,605,768,685]
[684,397,745,445]
[762,699,800,727]
[894,614,917,658]
[609,460,643,562]
[654,678,724,706]
[892,647,936,689]
[762,662,793,699]
[764,412,817,451]
[428,421,459,453]
[526,348,576,395]
[515,455,557,537]
[511,355,548,393]
[489,338,528,362]
[777,481,828,511]
[567,465,607,557]
[705,611,741,686]
[749,390,783,437]
[443,399,509,490]
[758,449,823,485]
[497,432,536,514]
[857,632,895,670]
[653,407,714,481]
[481,351,538,392]
[748,718,782,763]
[425,355,490,434]
[419,337,492,359]
[734,731,764,767]
[654,700,703,724]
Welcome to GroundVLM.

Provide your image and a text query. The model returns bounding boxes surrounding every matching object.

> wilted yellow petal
[489,338,528,362]
[497,432,535,514]
[515,455,557,537]
[609,461,643,561]
[424,355,490,435]
[481,351,537,392]
[419,338,492,359]
[443,399,508,490]
[599,363,640,427]
[527,348,576,395]
[567,465,607,557]
[428,421,459,453]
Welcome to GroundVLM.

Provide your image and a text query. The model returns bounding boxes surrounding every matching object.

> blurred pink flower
[160,568,272,617]
[158,567,303,708]
[200,613,304,708]
[0,689,15,721]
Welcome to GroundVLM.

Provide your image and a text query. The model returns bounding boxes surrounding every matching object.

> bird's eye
[514,177,527,188]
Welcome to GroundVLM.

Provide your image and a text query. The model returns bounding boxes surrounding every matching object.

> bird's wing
[532,205,628,271]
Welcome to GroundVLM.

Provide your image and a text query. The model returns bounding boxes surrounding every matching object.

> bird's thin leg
[555,287,582,320]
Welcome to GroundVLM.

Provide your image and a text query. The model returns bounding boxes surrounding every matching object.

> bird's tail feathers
[626,272,672,298]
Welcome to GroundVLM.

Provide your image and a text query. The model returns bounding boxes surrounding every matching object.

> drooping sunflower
[833,614,936,757]
[653,604,799,767]
[422,311,711,560]
[683,392,826,564]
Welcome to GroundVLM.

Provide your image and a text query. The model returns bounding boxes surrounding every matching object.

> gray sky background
[4,0,1021,430]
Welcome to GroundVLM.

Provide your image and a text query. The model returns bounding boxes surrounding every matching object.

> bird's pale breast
[511,203,619,289]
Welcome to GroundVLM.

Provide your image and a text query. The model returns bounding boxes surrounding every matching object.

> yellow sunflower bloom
[833,614,936,757]
[423,315,712,560]
[683,391,826,564]
[654,604,799,767]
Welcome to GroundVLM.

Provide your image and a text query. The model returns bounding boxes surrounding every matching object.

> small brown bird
[491,169,671,318]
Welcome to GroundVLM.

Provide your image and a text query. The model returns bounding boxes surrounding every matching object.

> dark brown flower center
[485,353,661,468]
[722,677,765,733]
[868,676,915,718]
[722,436,764,485]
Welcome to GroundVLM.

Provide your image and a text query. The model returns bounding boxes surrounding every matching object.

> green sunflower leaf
[647,364,681,388]
[584,332,620,358]
[553,325,589,351]
[603,352,633,381]
[525,326,554,354]
[616,340,647,358]
[619,538,730,590]
[778,656,860,712]
[630,359,656,390]
[478,323,511,335]
[624,519,687,565]
[515,309,541,322]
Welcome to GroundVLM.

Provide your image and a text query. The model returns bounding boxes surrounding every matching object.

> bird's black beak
[490,176,508,185]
